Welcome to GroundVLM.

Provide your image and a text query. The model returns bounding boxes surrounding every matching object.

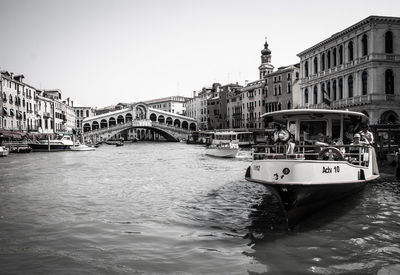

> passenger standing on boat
[286,134,296,154]
[273,123,281,143]
[359,126,374,144]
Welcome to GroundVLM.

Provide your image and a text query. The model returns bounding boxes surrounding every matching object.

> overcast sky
[1,0,399,108]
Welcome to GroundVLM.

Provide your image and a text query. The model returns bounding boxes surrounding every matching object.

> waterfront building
[241,79,266,130]
[74,105,96,135]
[185,91,202,128]
[264,64,301,113]
[185,84,220,130]
[35,93,55,135]
[95,103,128,115]
[41,90,76,134]
[208,83,242,130]
[1,72,39,137]
[0,70,77,139]
[226,85,244,129]
[297,15,400,124]
[144,96,190,115]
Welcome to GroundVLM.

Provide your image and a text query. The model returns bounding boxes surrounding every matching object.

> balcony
[43,112,51,118]
[301,94,400,109]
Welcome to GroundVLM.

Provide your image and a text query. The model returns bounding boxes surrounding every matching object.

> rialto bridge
[82,103,197,142]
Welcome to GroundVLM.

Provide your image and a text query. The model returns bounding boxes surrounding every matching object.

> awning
[9,109,14,116]
[2,107,7,116]
[0,130,23,139]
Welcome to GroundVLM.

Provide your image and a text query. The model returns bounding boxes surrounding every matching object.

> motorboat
[245,109,380,228]
[0,146,9,157]
[205,131,240,158]
[28,135,74,152]
[70,144,96,151]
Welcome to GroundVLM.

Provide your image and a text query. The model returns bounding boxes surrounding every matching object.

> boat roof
[261,109,369,124]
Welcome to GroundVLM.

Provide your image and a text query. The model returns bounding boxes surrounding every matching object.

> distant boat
[28,135,74,152]
[0,146,9,157]
[70,144,96,151]
[205,132,240,158]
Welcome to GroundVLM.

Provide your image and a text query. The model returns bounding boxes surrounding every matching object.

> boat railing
[253,143,371,167]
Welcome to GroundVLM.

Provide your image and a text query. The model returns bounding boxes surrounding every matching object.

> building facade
[298,15,400,124]
[144,96,190,115]
[0,70,77,139]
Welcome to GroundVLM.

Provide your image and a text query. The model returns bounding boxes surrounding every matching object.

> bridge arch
[126,113,133,122]
[182,121,188,129]
[189,122,196,131]
[173,119,180,127]
[101,119,108,128]
[117,115,125,124]
[92,121,100,130]
[158,115,165,123]
[150,113,157,121]
[83,123,91,132]
[109,117,116,127]
[166,117,173,125]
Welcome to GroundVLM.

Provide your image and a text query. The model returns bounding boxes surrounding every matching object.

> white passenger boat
[0,146,9,157]
[245,109,380,228]
[28,135,74,152]
[70,144,96,151]
[205,132,240,158]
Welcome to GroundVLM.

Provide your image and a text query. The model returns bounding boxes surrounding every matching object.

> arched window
[313,86,318,104]
[321,53,325,71]
[313,57,318,74]
[362,34,368,56]
[385,31,393,54]
[348,41,354,61]
[326,81,331,99]
[332,80,337,101]
[333,48,337,66]
[327,50,331,69]
[304,88,309,104]
[362,71,368,95]
[385,69,394,94]
[304,61,309,77]
[348,75,353,98]
[339,45,343,64]
[339,78,343,99]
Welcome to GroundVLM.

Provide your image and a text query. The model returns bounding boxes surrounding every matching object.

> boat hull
[245,158,379,228]
[205,148,239,158]
[246,173,367,228]
[28,143,72,152]
[0,148,9,157]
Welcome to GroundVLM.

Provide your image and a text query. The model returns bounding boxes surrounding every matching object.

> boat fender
[245,166,251,178]
[359,169,365,180]
[318,147,345,161]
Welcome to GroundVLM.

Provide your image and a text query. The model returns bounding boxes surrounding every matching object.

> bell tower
[258,38,274,79]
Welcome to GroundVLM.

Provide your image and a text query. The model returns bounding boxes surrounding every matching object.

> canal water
[0,142,399,274]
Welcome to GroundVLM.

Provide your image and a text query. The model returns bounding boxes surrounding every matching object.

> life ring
[318,147,345,161]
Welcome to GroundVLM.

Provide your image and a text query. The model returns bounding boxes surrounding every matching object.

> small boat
[116,141,124,147]
[0,146,9,157]
[70,144,96,151]
[245,109,380,228]
[205,132,240,158]
[28,135,74,152]
[9,146,32,153]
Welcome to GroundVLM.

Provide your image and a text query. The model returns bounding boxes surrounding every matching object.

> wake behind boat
[245,109,380,228]
[205,131,240,158]
[28,135,74,152]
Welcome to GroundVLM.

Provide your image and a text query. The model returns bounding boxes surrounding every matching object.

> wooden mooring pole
[396,153,400,179]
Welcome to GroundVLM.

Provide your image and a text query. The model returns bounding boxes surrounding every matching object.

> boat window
[300,120,327,142]
[332,119,341,140]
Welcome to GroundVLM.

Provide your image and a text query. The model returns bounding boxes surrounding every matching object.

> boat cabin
[254,109,373,166]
